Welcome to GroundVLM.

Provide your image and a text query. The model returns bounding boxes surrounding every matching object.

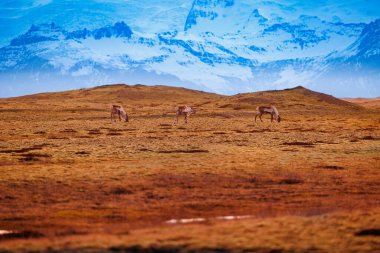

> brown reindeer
[110,105,129,122]
[255,105,281,123]
[174,106,195,124]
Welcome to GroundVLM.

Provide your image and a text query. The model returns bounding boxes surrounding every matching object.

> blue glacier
[0,0,379,97]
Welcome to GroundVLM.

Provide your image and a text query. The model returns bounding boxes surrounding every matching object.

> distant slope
[0,84,364,114]
[343,97,380,110]
[0,84,223,110]
[218,86,362,111]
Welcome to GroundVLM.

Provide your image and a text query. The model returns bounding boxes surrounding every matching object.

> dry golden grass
[0,84,379,252]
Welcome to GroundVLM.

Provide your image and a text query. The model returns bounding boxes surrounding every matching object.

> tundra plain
[0,84,379,252]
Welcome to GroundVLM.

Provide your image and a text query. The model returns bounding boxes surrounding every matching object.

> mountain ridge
[0,1,379,98]
[1,84,363,113]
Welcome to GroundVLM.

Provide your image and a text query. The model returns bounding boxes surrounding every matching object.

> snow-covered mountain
[0,0,379,97]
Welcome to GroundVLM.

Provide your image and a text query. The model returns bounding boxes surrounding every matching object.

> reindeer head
[277,115,281,123]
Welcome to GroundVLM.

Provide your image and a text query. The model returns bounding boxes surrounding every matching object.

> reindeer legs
[111,112,118,122]
[186,112,191,123]
[255,112,264,122]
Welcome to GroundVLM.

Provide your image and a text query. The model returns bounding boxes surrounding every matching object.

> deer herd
[111,104,280,124]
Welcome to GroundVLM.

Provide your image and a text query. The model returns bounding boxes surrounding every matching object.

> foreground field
[0,85,379,252]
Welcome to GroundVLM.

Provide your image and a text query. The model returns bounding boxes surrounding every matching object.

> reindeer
[255,105,281,123]
[110,105,129,122]
[174,106,195,124]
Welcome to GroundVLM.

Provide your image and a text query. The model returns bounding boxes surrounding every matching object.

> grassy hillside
[0,84,379,252]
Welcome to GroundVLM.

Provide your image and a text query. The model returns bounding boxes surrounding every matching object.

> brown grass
[0,84,379,252]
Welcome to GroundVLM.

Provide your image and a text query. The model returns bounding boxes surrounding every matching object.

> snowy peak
[10,23,64,46]
[241,9,268,33]
[10,21,133,47]
[356,19,380,57]
[66,21,133,40]
[331,19,380,62]
[184,0,265,35]
[249,9,268,24]
[184,0,235,31]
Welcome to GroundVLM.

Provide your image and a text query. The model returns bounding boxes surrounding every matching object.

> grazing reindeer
[174,106,195,124]
[255,105,281,123]
[110,105,129,122]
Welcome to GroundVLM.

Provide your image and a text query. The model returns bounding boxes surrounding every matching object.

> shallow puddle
[216,215,253,220]
[166,215,254,224]
[166,218,206,224]
[0,230,13,235]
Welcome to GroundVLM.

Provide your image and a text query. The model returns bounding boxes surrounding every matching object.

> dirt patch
[287,128,316,132]
[278,178,304,185]
[109,245,187,253]
[318,165,345,170]
[108,129,124,132]
[0,144,48,154]
[88,129,102,135]
[360,136,377,140]
[48,136,69,140]
[250,129,274,133]
[76,151,90,155]
[219,103,232,108]
[60,129,78,133]
[354,229,380,236]
[18,153,51,162]
[109,187,133,195]
[138,148,152,152]
[34,131,46,135]
[107,132,123,136]
[282,142,315,147]
[157,149,209,154]
[281,149,299,152]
